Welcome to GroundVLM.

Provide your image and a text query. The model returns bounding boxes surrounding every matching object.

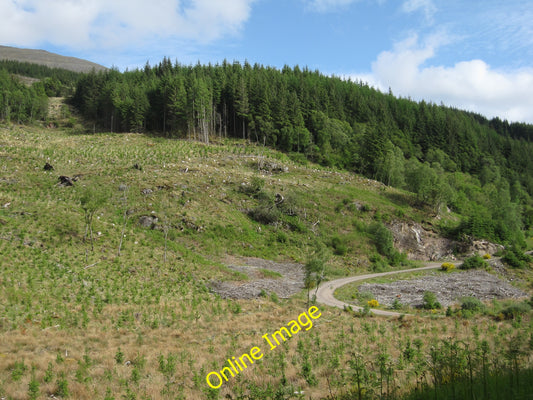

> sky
[1,0,533,123]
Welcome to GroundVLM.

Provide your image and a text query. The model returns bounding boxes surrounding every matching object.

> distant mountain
[0,45,107,73]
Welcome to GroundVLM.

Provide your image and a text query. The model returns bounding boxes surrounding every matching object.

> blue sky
[2,0,533,123]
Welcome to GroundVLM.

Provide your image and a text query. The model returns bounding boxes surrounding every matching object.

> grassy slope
[0,124,531,399]
[0,45,107,73]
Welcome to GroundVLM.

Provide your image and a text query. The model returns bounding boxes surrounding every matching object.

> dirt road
[315,262,444,316]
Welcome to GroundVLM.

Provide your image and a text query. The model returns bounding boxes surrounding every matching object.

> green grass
[257,269,283,279]
[0,124,532,400]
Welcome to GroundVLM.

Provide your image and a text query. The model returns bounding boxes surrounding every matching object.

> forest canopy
[0,68,48,123]
[0,60,85,124]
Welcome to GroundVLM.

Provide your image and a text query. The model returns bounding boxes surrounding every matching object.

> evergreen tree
[66,60,533,245]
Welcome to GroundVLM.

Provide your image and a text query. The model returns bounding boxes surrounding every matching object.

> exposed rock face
[387,221,457,261]
[466,240,504,257]
[387,221,505,261]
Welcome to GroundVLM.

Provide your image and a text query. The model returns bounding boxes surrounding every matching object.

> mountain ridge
[0,45,107,73]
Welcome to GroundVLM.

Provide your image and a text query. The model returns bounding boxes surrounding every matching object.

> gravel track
[315,263,443,316]
[211,257,528,318]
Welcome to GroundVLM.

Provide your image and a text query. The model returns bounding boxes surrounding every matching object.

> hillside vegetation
[71,60,533,246]
[0,60,84,125]
[1,56,533,399]
[0,123,532,399]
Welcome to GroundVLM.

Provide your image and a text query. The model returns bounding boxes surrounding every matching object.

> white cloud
[352,34,533,123]
[0,0,255,49]
[401,0,436,22]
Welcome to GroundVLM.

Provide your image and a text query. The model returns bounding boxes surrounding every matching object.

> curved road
[315,262,445,317]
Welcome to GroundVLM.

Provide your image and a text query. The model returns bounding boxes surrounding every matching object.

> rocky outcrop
[465,240,504,257]
[388,221,505,261]
[138,215,158,229]
[387,221,457,261]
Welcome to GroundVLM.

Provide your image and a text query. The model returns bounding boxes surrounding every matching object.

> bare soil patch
[358,269,527,308]
[209,257,305,299]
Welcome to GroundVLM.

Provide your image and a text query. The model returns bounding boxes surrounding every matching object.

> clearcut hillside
[0,123,532,399]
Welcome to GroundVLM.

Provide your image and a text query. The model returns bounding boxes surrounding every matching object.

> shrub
[11,360,27,382]
[248,205,280,224]
[28,372,40,400]
[502,246,532,269]
[422,291,441,310]
[358,303,372,317]
[370,253,388,272]
[287,218,306,233]
[270,292,279,303]
[115,348,124,364]
[368,222,395,259]
[288,152,308,165]
[367,299,379,308]
[441,262,455,272]
[276,231,288,243]
[240,176,265,196]
[254,189,273,203]
[360,203,371,212]
[44,362,54,383]
[388,250,408,267]
[55,374,69,398]
[460,297,485,312]
[230,302,242,314]
[500,302,531,320]
[460,255,488,270]
[392,298,403,310]
[357,290,375,303]
[330,235,348,256]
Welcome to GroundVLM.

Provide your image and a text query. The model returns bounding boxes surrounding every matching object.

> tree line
[3,57,531,245]
[0,67,48,123]
[0,59,81,96]
[71,59,533,245]
[0,60,86,124]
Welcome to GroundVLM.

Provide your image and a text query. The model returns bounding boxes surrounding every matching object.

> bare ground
[210,257,528,315]
[358,269,527,308]
[209,257,305,299]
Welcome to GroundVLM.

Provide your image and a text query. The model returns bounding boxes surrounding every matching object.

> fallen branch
[84,261,100,270]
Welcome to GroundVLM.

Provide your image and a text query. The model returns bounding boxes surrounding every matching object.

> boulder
[466,239,504,256]
[139,215,158,229]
